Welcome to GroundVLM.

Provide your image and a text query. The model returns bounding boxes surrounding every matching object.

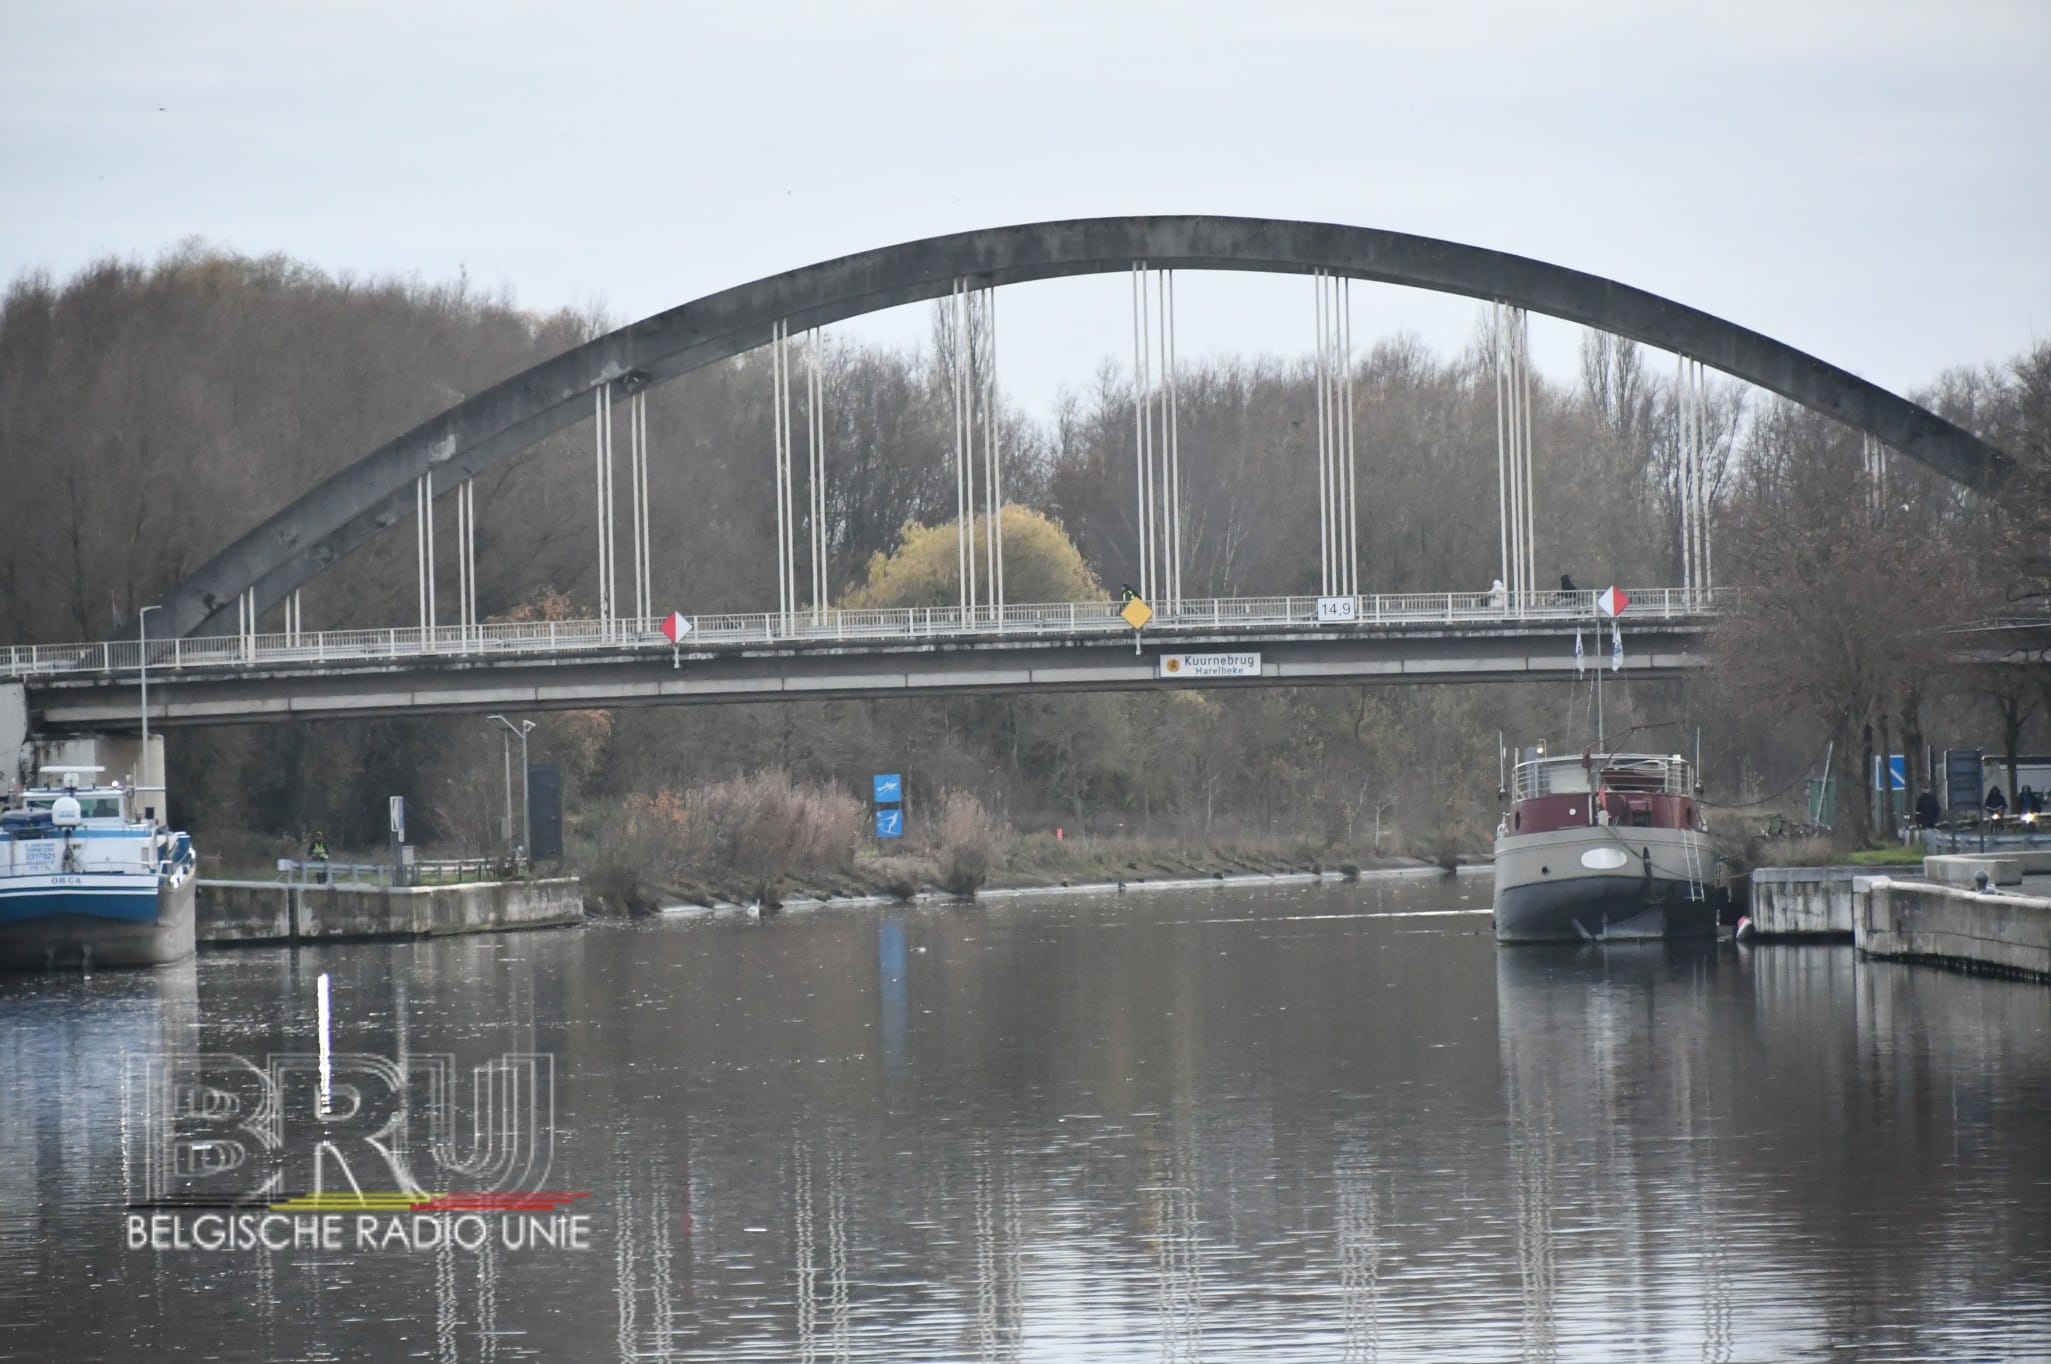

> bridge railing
[1,587,1728,681]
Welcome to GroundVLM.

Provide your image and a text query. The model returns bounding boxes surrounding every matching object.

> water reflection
[1333,1141,1381,1362]
[1496,946,1732,1362]
[4,879,2051,1360]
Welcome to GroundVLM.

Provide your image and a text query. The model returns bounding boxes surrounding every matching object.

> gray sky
[4,0,2045,418]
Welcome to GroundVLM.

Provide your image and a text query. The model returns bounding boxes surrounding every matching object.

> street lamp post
[518,722,532,862]
[137,604,160,826]
[486,714,535,865]
[493,725,512,851]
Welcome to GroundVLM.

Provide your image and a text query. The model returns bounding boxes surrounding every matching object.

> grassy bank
[635,831,1448,911]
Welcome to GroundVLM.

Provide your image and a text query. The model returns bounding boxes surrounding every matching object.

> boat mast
[1595,645,1605,752]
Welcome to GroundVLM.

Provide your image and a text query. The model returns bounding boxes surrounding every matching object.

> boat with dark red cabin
[1493,747,1723,942]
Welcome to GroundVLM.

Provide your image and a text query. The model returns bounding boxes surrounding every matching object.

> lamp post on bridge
[486,714,534,866]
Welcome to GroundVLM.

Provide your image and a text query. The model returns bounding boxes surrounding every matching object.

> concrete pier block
[1749,866,1859,937]
[1924,854,2024,887]
[1854,876,2051,980]
[197,877,584,944]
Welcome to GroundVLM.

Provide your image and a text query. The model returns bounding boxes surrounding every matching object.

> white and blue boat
[0,766,196,969]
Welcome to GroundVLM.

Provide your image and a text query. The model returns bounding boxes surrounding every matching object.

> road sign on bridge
[1158,653,1262,680]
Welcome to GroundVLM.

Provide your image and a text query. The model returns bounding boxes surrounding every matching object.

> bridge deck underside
[30,621,1709,729]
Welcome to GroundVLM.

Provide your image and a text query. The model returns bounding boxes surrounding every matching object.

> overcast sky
[4,0,2045,418]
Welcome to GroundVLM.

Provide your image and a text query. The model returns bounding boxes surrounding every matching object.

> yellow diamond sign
[1120,596,1154,630]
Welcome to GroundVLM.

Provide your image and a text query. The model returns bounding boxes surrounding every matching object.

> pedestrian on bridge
[307,829,331,884]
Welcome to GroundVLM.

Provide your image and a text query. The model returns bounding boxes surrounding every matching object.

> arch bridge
[0,216,2017,732]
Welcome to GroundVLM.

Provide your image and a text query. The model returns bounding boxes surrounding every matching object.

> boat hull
[1493,825,1720,943]
[0,874,195,969]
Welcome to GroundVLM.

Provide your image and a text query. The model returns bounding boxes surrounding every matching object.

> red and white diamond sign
[660,611,692,643]
[1597,586,1629,618]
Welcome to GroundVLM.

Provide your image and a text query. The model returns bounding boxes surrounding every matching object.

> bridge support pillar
[2,683,27,798]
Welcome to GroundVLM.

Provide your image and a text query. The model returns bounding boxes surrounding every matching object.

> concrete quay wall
[1853,877,2051,981]
[198,877,583,944]
[1750,867,1860,938]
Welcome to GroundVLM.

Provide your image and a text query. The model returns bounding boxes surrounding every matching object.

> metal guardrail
[3,587,1728,682]
[276,856,525,886]
[1511,753,1694,802]
[276,859,392,886]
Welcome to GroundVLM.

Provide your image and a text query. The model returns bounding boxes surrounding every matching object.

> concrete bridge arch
[157,215,2014,639]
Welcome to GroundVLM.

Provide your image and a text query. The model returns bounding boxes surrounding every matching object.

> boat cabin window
[25,793,125,819]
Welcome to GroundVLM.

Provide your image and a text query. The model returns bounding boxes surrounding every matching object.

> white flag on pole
[1574,628,1585,674]
[1611,621,1623,672]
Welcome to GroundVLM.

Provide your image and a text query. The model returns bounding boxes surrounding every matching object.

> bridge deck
[7,589,1718,680]
[9,590,1720,728]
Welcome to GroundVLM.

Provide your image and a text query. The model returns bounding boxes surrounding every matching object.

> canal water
[4,873,2051,1361]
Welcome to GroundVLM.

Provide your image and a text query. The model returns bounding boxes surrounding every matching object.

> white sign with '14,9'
[1157,652,1263,680]
[1315,596,1358,622]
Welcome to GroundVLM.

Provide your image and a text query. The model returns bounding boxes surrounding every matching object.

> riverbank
[659,860,1492,915]
[635,838,1483,914]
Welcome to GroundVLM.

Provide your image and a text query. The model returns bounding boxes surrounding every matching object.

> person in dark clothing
[1560,574,1578,593]
[1985,785,2008,818]
[1914,791,1942,829]
[307,830,331,883]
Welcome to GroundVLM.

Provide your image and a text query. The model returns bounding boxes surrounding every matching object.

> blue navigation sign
[873,773,902,803]
[875,808,904,839]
